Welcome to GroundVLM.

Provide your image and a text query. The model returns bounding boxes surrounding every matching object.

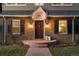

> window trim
[6,3,17,6]
[16,3,26,6]
[6,3,26,6]
[35,3,44,6]
[62,3,72,6]
[12,19,21,35]
[58,20,68,34]
[52,3,72,6]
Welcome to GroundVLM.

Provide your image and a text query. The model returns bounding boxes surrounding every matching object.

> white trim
[34,3,44,6]
[52,3,62,6]
[16,3,26,6]
[62,3,72,6]
[52,3,72,6]
[72,16,75,44]
[12,19,21,35]
[32,7,47,20]
[6,3,17,6]
[6,3,26,6]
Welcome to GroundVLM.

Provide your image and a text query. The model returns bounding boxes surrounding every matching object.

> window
[12,19,20,35]
[35,3,44,6]
[62,3,72,6]
[52,3,62,6]
[17,3,26,6]
[6,3,17,6]
[59,20,67,34]
[6,3,26,6]
[52,3,72,6]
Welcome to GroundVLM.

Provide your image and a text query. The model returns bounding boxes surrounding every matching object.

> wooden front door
[35,20,43,39]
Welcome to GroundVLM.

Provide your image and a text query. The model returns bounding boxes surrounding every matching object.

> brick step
[30,44,48,47]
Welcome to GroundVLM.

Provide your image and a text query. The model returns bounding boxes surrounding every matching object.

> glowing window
[59,20,67,34]
[12,19,20,35]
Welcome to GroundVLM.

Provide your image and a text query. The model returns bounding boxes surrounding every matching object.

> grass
[49,46,79,56]
[0,44,28,56]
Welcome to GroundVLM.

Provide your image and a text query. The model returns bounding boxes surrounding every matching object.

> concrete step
[30,44,48,47]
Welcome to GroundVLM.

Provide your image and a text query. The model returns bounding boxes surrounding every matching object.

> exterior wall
[45,19,71,44]
[24,17,35,40]
[0,3,79,44]
[45,19,54,36]
[45,17,79,44]
[0,16,79,44]
[2,3,79,11]
[5,17,35,44]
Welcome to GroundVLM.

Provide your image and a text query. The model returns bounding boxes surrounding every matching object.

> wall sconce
[29,24,33,28]
[28,23,33,28]
[29,19,33,24]
[28,19,34,28]
[45,24,50,28]
[45,19,50,28]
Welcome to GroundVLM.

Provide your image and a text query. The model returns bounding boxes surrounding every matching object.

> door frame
[34,20,45,39]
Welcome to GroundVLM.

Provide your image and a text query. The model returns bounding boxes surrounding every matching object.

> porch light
[29,24,33,28]
[28,23,34,28]
[45,23,50,28]
[45,24,49,28]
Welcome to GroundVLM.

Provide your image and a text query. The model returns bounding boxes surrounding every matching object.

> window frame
[12,19,21,35]
[35,3,44,6]
[16,3,26,6]
[6,3,26,6]
[52,3,72,6]
[6,3,17,6]
[62,3,72,6]
[58,20,68,34]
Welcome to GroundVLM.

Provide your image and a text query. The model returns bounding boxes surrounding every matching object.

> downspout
[3,16,6,44]
[72,16,75,45]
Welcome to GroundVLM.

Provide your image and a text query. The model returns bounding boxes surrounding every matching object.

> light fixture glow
[45,24,49,28]
[28,23,33,28]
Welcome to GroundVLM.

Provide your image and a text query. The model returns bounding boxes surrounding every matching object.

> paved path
[23,40,52,56]
[26,47,51,56]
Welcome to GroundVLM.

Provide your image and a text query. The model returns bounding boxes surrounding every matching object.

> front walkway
[26,47,51,56]
[22,40,55,56]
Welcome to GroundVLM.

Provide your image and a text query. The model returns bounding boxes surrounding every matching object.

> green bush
[0,44,28,56]
[50,46,79,56]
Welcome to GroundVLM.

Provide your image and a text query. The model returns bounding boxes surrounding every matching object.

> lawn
[0,44,28,56]
[49,46,79,56]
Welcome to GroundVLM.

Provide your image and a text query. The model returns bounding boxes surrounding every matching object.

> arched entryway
[32,7,47,39]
